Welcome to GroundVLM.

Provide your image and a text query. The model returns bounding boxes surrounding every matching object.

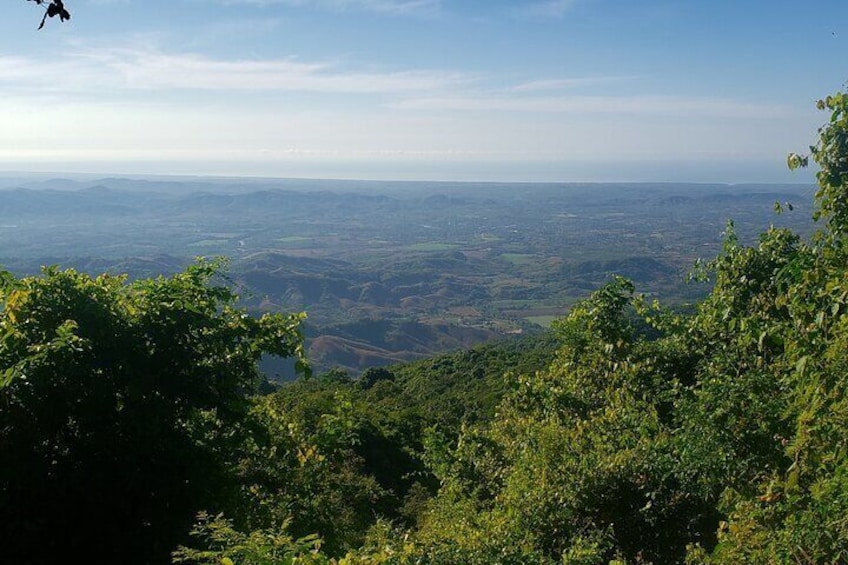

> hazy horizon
[0,157,820,187]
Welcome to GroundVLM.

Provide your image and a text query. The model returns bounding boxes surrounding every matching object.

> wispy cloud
[0,41,789,123]
[522,0,577,19]
[0,43,788,124]
[90,49,466,92]
[0,47,469,96]
[216,0,441,16]
[512,76,639,92]
[391,95,787,119]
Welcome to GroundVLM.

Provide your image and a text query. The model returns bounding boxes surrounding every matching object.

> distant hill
[0,178,816,373]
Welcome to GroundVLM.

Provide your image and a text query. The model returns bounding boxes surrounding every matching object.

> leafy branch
[26,0,70,30]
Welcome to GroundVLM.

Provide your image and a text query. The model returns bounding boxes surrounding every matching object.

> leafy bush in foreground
[0,260,306,563]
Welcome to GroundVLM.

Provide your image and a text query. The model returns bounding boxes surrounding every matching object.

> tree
[695,89,848,564]
[0,260,307,564]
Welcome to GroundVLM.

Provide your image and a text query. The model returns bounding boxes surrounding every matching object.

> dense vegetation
[0,261,308,562]
[2,91,848,563]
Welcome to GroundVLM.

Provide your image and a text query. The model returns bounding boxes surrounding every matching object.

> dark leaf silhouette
[27,0,70,30]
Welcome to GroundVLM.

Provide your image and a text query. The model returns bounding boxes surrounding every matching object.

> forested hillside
[2,91,848,563]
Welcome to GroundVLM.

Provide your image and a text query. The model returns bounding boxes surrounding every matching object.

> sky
[0,0,846,183]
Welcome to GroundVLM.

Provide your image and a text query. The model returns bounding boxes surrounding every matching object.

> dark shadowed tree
[0,260,307,564]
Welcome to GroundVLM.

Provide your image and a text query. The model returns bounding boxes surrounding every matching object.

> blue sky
[1,0,846,182]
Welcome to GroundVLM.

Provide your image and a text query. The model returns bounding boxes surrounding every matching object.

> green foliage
[407,278,713,563]
[230,390,390,556]
[0,259,306,564]
[173,512,330,565]
[386,333,558,429]
[808,92,848,232]
[171,333,559,562]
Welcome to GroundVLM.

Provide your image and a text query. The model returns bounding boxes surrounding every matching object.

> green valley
[0,178,814,376]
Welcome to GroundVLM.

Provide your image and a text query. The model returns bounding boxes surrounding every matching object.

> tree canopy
[0,260,307,563]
